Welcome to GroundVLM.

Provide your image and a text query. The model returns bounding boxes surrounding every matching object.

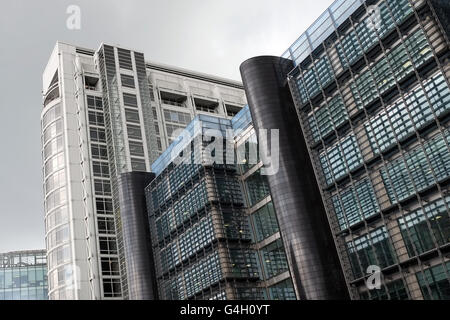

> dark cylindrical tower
[117,172,158,300]
[240,56,349,300]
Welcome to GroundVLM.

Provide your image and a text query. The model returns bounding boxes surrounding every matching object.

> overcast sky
[0,0,334,253]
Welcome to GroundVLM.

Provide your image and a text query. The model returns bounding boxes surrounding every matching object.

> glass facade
[0,251,48,300]
[42,97,75,300]
[287,0,450,300]
[146,112,295,300]
[252,202,279,242]
[417,262,450,300]
[398,197,450,257]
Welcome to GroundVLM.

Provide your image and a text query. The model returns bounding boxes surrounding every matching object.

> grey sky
[0,0,334,253]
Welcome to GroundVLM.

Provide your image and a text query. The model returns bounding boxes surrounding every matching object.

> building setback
[0,250,48,300]
[145,108,296,300]
[275,0,450,299]
[41,42,246,300]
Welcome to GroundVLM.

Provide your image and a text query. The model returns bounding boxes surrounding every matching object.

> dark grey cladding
[240,56,349,300]
[117,172,158,300]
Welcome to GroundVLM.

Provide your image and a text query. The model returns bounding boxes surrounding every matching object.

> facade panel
[0,251,48,300]
[284,0,450,299]
[145,111,295,300]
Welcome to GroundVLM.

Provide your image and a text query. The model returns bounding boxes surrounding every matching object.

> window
[196,105,217,113]
[381,132,450,204]
[252,202,279,242]
[46,206,69,231]
[178,217,215,262]
[87,96,103,111]
[43,119,63,145]
[48,245,71,266]
[336,29,363,69]
[159,242,180,271]
[96,198,113,215]
[117,48,132,70]
[129,141,145,157]
[229,249,260,279]
[44,153,65,178]
[84,76,99,91]
[398,197,450,257]
[308,95,348,143]
[237,133,259,174]
[164,110,191,125]
[89,127,106,143]
[183,252,222,298]
[223,210,251,240]
[359,279,409,300]
[94,179,112,196]
[156,137,163,151]
[225,104,242,117]
[103,278,121,298]
[47,224,70,248]
[160,91,186,107]
[195,99,219,114]
[127,124,142,140]
[351,28,433,111]
[121,74,135,89]
[42,104,62,128]
[97,217,116,235]
[45,169,66,194]
[149,85,155,101]
[261,239,289,279]
[416,262,450,300]
[320,134,363,185]
[166,123,186,140]
[91,144,108,160]
[44,136,63,161]
[269,279,296,300]
[154,122,160,135]
[215,175,243,204]
[296,55,334,104]
[99,237,118,255]
[332,179,379,230]
[131,158,146,172]
[155,180,208,241]
[347,227,396,279]
[88,111,104,127]
[125,109,140,124]
[245,170,270,207]
[236,288,266,300]
[45,187,67,212]
[123,93,138,107]
[366,73,450,155]
[101,257,120,276]
[92,161,110,178]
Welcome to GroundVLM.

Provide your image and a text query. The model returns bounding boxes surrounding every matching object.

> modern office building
[41,42,246,300]
[145,107,296,300]
[241,0,450,300]
[40,0,450,302]
[0,250,48,300]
